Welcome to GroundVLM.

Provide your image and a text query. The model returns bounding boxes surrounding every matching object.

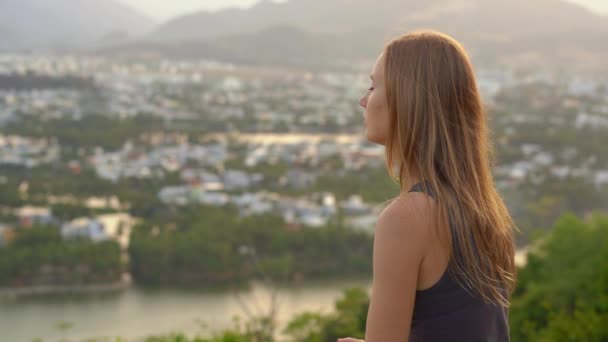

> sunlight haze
[119,0,608,21]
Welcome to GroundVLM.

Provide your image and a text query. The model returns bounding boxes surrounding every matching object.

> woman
[339,30,517,342]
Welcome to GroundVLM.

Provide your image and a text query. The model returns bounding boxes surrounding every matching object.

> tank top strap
[408,181,471,272]
[408,181,496,295]
[408,180,436,199]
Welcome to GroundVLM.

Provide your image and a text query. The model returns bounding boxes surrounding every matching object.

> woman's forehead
[372,53,385,79]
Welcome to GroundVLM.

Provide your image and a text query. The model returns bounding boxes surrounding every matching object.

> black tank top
[408,181,510,342]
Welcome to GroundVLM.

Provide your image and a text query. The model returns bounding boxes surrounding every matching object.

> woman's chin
[365,131,384,146]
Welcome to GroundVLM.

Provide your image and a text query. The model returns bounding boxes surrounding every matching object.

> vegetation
[4,113,164,150]
[509,212,608,341]
[0,72,97,91]
[128,205,373,287]
[0,225,123,287]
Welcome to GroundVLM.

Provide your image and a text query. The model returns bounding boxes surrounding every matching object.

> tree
[510,212,608,341]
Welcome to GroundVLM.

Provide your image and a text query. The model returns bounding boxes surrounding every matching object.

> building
[15,206,55,227]
[61,217,110,242]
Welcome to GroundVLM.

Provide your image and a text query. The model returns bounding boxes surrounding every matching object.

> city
[1,0,608,340]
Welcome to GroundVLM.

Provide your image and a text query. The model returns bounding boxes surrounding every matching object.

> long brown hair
[382,29,517,307]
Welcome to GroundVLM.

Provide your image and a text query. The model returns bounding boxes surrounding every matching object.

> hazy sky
[120,0,608,21]
[121,0,272,20]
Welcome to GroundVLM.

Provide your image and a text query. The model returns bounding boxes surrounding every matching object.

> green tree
[510,212,608,341]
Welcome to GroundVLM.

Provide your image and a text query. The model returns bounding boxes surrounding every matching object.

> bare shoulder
[376,192,437,238]
[364,192,438,341]
[373,192,437,260]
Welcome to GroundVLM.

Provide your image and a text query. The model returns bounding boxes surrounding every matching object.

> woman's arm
[363,193,432,342]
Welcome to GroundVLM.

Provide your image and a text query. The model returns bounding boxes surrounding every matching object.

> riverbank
[0,276,131,300]
[0,249,527,301]
[0,277,371,342]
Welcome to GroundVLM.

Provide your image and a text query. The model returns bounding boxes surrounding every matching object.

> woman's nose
[359,95,367,108]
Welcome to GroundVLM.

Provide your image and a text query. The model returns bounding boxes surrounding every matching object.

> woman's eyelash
[368,87,374,91]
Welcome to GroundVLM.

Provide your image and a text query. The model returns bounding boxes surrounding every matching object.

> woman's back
[408,181,510,342]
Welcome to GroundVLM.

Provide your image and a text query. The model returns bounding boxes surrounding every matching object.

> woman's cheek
[368,95,378,113]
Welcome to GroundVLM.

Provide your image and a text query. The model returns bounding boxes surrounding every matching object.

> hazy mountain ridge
[3,0,607,71]
[118,0,607,70]
[0,0,156,51]
[149,0,608,41]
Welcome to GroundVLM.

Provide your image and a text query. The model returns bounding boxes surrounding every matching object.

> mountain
[0,0,156,50]
[126,0,608,71]
[150,0,608,42]
[149,0,428,42]
[106,26,350,69]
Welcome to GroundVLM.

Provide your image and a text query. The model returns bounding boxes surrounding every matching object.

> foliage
[128,205,373,287]
[509,212,608,341]
[283,286,369,342]
[4,113,164,150]
[0,225,123,286]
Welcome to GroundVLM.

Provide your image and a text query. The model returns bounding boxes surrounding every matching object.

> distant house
[200,171,226,190]
[15,206,55,227]
[508,161,535,180]
[340,195,372,216]
[575,112,608,129]
[321,193,336,207]
[521,143,541,156]
[292,205,331,228]
[568,79,597,96]
[317,141,339,157]
[181,169,225,191]
[249,201,273,215]
[320,193,337,217]
[204,144,229,167]
[158,185,191,205]
[532,152,554,166]
[283,209,297,225]
[280,169,317,189]
[67,160,81,174]
[245,146,268,167]
[95,165,121,183]
[61,217,109,242]
[195,190,230,206]
[232,192,257,207]
[300,213,327,227]
[345,215,378,234]
[595,170,608,189]
[231,193,273,216]
[224,170,251,190]
[222,76,243,91]
[95,213,138,250]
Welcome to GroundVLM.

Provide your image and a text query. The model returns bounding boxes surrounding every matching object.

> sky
[121,0,277,21]
[120,0,608,21]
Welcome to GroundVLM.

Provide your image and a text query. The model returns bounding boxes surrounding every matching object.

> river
[1,247,528,342]
[0,277,372,342]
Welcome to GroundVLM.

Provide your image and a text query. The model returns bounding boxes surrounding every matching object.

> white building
[61,217,109,242]
[595,170,608,189]
[16,206,55,227]
[340,195,372,216]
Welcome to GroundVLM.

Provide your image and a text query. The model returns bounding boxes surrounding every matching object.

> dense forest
[128,205,373,287]
[0,225,123,287]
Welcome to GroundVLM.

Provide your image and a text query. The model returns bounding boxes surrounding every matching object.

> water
[0,277,372,342]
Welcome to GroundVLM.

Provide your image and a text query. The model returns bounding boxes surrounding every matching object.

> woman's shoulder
[375,191,437,245]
